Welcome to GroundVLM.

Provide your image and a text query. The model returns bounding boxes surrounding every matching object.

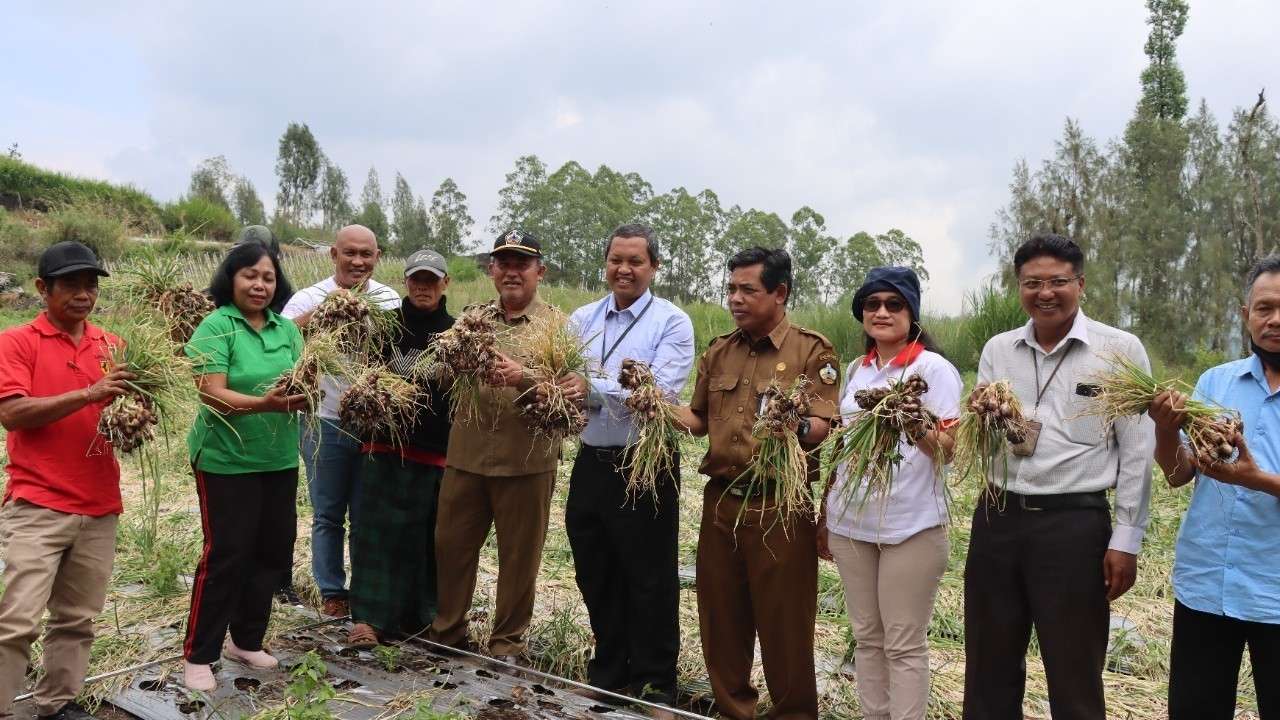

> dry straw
[618,358,684,504]
[514,311,591,439]
[818,373,937,513]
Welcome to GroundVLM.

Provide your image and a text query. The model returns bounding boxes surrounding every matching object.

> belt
[581,444,627,464]
[986,487,1108,512]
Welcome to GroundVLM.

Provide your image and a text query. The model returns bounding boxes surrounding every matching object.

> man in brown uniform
[429,230,581,662]
[672,247,840,720]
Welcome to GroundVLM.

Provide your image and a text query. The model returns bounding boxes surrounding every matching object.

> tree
[232,177,267,226]
[5,143,19,160]
[644,187,724,301]
[189,155,233,209]
[429,178,474,256]
[318,161,354,230]
[489,155,548,236]
[874,229,929,283]
[274,122,324,224]
[787,207,837,305]
[389,173,431,256]
[831,232,885,301]
[352,167,390,243]
[1138,0,1190,122]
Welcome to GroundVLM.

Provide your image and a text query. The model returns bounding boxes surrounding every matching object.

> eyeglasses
[863,297,906,314]
[1019,275,1082,292]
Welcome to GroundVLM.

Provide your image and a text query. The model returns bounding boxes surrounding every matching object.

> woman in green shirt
[180,241,306,693]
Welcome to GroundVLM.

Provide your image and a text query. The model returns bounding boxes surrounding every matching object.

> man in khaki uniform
[429,230,580,663]
[673,247,840,720]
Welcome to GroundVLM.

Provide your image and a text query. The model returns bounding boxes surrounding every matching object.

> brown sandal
[347,623,379,649]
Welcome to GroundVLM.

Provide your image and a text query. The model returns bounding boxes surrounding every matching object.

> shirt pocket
[709,375,740,420]
[1062,372,1106,446]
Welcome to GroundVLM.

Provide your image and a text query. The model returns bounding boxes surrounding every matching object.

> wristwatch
[797,417,811,439]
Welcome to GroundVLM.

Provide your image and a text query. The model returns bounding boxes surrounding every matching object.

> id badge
[1010,419,1043,457]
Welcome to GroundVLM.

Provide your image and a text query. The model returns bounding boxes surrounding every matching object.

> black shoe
[38,702,95,720]
[275,585,303,605]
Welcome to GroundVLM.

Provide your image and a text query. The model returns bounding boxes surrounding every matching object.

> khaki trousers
[830,525,948,720]
[429,467,555,656]
[0,500,118,718]
[696,481,819,720]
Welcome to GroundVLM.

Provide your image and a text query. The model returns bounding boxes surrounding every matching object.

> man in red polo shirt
[0,242,134,720]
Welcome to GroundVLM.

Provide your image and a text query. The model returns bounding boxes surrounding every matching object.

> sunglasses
[863,297,907,314]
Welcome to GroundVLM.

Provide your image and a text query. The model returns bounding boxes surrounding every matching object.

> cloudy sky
[3,1,1276,311]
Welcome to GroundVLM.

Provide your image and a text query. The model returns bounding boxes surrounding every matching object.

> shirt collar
[220,303,280,329]
[1017,309,1091,353]
[732,315,791,349]
[863,340,925,368]
[499,294,543,323]
[607,289,652,317]
[32,312,104,341]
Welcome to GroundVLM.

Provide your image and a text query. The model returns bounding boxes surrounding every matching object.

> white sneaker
[223,641,279,669]
[183,661,216,692]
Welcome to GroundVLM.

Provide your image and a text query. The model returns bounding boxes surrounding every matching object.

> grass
[0,259,1262,719]
[0,157,161,229]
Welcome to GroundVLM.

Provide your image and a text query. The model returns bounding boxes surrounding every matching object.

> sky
[3,1,1277,312]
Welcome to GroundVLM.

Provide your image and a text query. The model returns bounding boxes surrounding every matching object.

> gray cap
[405,248,448,278]
[237,225,275,245]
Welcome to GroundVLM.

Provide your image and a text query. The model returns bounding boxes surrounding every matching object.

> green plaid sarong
[349,454,442,637]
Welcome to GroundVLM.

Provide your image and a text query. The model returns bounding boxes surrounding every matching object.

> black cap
[492,229,542,257]
[37,241,109,279]
[852,266,921,320]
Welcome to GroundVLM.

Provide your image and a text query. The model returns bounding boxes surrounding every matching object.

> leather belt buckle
[1018,494,1042,512]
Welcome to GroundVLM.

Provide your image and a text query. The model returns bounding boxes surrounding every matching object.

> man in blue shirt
[566,224,695,706]
[1150,255,1280,719]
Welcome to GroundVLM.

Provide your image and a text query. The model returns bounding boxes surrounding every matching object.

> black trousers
[184,467,298,664]
[1169,599,1279,719]
[565,446,680,705]
[962,499,1111,720]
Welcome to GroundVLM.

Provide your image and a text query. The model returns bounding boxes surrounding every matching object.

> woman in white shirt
[817,266,962,720]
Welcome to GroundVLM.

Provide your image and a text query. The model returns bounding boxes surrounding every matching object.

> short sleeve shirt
[690,316,841,481]
[185,305,304,474]
[0,313,123,516]
[825,345,962,544]
[280,276,399,420]
[1173,355,1280,624]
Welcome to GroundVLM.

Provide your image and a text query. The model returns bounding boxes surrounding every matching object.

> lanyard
[1030,341,1076,411]
[600,296,655,366]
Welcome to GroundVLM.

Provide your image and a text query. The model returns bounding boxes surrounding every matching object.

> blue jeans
[300,417,363,599]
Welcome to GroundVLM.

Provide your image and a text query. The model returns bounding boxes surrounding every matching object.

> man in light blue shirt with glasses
[566,223,694,707]
[1150,255,1280,720]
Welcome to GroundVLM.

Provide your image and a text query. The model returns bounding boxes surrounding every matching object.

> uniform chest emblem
[775,362,786,373]
[819,363,838,385]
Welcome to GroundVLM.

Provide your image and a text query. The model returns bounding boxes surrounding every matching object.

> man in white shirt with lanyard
[281,224,399,618]
[566,224,694,706]
[964,234,1153,720]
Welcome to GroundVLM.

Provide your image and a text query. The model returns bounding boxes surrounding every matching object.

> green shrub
[950,283,1026,373]
[445,255,480,282]
[0,209,43,280]
[0,156,161,229]
[161,196,238,241]
[41,207,127,263]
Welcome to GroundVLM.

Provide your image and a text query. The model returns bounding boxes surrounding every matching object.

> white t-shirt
[281,276,400,420]
[824,347,962,544]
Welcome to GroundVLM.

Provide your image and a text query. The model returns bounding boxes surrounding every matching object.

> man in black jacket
[347,248,455,648]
